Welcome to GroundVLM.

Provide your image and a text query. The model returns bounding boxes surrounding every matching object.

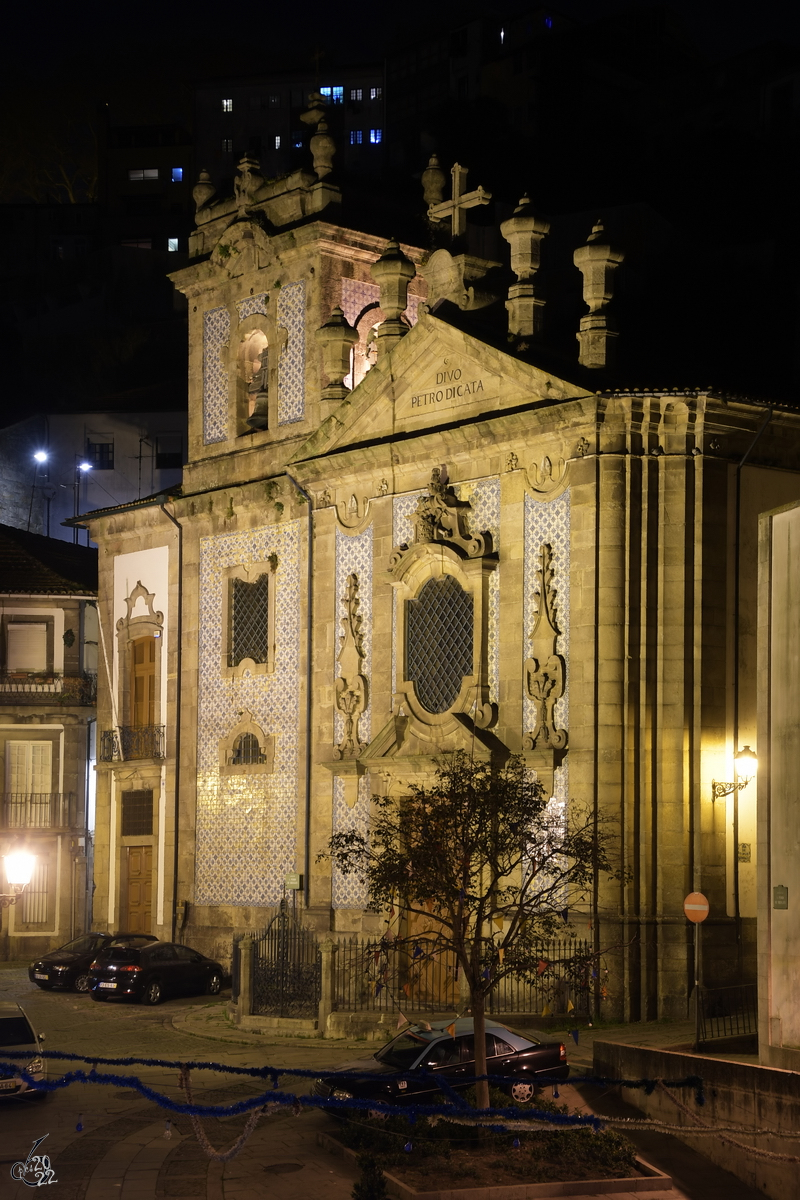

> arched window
[231,732,266,765]
[406,576,473,714]
[237,329,269,431]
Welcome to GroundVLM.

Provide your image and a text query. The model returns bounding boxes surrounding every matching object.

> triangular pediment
[291,313,591,463]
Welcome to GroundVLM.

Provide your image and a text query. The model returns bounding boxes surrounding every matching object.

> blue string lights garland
[0,1049,706,1128]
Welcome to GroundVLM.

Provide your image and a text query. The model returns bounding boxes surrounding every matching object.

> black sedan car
[313,1018,568,1106]
[88,941,224,1005]
[29,933,158,993]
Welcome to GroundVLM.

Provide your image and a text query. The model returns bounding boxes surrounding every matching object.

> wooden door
[131,637,155,727]
[124,846,152,933]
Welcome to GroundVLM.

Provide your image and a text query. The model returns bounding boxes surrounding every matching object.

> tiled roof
[0,524,98,595]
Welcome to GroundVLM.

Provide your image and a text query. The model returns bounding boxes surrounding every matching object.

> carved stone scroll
[390,467,490,568]
[523,543,567,750]
[334,573,368,759]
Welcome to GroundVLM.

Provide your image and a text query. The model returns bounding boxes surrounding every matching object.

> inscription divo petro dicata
[411,367,485,410]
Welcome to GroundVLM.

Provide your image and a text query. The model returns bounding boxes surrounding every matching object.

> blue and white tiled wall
[524,488,571,804]
[195,522,301,905]
[334,525,374,748]
[202,306,230,444]
[277,281,306,425]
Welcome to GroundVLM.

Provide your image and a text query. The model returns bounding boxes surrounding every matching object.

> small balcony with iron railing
[99,725,166,762]
[1,792,78,831]
[0,672,97,706]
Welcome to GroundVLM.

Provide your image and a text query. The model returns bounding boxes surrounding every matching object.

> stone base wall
[593,1040,800,1200]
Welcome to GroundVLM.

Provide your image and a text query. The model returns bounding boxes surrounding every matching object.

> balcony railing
[99,725,166,762]
[1,792,78,830]
[0,672,97,706]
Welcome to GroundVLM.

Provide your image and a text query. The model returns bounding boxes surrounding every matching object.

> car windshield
[374,1033,430,1069]
[59,935,103,954]
[0,1017,36,1046]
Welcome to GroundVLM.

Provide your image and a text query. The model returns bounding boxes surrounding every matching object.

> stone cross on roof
[427,163,492,238]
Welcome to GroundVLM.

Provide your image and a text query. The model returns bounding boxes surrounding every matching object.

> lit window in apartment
[167,237,179,252]
[171,167,183,182]
[222,98,233,112]
[222,138,233,153]
[320,85,344,104]
[274,135,281,149]
[370,128,382,144]
[350,130,363,145]
[350,88,362,101]
[370,86,382,100]
[128,168,159,181]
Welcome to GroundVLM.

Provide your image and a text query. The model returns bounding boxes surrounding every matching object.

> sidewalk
[165,1004,766,1200]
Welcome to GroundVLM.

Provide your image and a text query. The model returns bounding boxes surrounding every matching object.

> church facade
[82,122,800,1022]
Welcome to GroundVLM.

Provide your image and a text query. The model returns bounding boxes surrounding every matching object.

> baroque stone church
[81,99,800,1022]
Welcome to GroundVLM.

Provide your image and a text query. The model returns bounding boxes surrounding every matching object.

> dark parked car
[0,1002,46,1101]
[313,1017,568,1106]
[88,941,224,1005]
[29,933,157,993]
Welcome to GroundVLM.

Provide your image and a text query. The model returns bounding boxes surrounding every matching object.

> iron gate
[251,900,321,1019]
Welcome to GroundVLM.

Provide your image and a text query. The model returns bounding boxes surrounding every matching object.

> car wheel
[206,971,222,996]
[509,1080,535,1104]
[142,979,162,1006]
[74,973,91,993]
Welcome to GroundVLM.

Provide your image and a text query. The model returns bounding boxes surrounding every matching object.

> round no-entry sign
[684,892,709,923]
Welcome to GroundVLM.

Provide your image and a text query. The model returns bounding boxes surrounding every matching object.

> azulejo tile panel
[340,278,420,329]
[277,281,306,425]
[203,306,230,444]
[334,525,373,747]
[459,477,500,704]
[195,522,301,906]
[332,773,371,909]
[236,293,268,320]
[523,489,571,742]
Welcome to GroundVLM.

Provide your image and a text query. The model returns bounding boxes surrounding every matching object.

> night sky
[8,0,800,85]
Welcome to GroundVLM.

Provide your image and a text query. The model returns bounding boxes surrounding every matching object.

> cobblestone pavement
[0,965,766,1199]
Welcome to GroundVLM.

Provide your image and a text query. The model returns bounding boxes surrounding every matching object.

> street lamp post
[1,850,37,909]
[74,461,92,544]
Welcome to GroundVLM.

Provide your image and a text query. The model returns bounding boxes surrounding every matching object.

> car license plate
[99,981,117,989]
[34,973,48,980]
[0,1080,17,1090]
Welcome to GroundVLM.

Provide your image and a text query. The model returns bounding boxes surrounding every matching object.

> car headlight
[332,1089,353,1100]
[26,1058,44,1075]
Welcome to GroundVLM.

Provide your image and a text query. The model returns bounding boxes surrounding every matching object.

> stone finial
[573,220,624,369]
[310,119,336,179]
[500,195,550,339]
[370,239,416,359]
[299,91,327,126]
[192,169,215,211]
[315,306,359,401]
[421,154,447,206]
[233,155,265,213]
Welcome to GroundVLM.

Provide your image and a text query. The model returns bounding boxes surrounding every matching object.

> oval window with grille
[406,575,473,714]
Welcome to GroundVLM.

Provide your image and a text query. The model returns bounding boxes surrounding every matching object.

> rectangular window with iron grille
[121,789,153,837]
[229,574,270,667]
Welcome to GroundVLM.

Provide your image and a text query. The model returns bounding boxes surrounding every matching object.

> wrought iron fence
[251,902,321,1019]
[332,935,592,1016]
[699,983,758,1042]
[99,724,165,761]
[1,793,77,830]
[0,672,96,705]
